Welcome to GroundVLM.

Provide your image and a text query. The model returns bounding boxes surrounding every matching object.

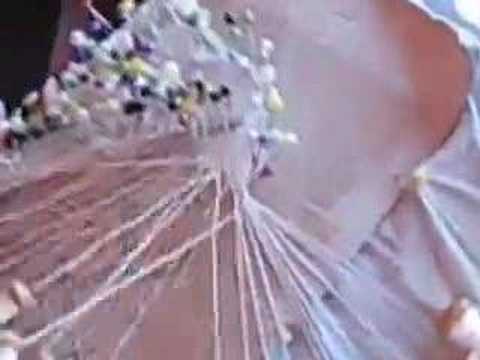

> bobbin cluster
[0,0,296,159]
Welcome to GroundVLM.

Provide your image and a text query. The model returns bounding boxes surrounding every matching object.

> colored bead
[44,114,63,132]
[140,86,154,98]
[122,57,156,79]
[219,85,231,97]
[70,30,91,48]
[224,12,236,25]
[265,86,285,113]
[134,36,153,55]
[244,8,256,24]
[161,61,182,85]
[118,0,136,16]
[86,9,112,41]
[209,92,222,103]
[123,100,146,115]
[260,38,275,59]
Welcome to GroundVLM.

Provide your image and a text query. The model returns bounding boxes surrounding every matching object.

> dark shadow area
[0,0,62,110]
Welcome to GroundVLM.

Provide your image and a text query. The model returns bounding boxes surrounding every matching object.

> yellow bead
[118,0,136,15]
[181,96,199,115]
[266,86,285,114]
[122,57,155,78]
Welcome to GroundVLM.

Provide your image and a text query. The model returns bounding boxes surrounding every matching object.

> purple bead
[72,47,93,63]
[259,165,274,178]
[86,10,112,41]
[134,36,153,55]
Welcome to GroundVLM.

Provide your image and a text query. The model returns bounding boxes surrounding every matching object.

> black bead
[167,101,179,112]
[45,115,62,132]
[140,86,153,98]
[125,50,136,59]
[112,16,127,29]
[72,48,93,64]
[20,105,31,119]
[259,165,274,178]
[186,14,199,27]
[120,73,134,84]
[193,80,205,95]
[219,85,231,97]
[11,130,28,146]
[223,12,236,25]
[110,50,121,61]
[29,128,45,139]
[209,92,222,103]
[258,134,268,145]
[123,100,146,115]
[78,73,90,83]
[94,80,105,88]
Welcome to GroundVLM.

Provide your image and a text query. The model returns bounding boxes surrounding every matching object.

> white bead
[271,129,299,144]
[265,86,285,113]
[67,63,89,76]
[0,347,17,360]
[74,108,91,123]
[284,132,299,144]
[104,99,122,112]
[118,0,136,14]
[10,113,28,135]
[60,71,78,86]
[244,8,256,24]
[70,30,91,48]
[252,92,264,107]
[231,27,244,37]
[171,0,199,17]
[455,0,480,27]
[162,61,182,84]
[113,30,135,54]
[0,293,18,325]
[23,91,40,107]
[260,38,275,59]
[196,8,211,29]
